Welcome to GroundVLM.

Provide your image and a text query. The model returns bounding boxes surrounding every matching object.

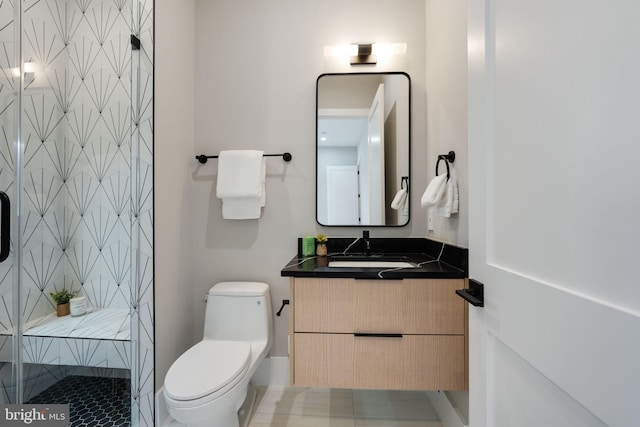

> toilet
[163,282,273,427]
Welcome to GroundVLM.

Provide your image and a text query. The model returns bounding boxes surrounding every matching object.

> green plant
[316,233,328,244]
[50,288,78,305]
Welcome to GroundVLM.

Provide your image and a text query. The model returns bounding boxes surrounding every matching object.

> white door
[326,165,359,225]
[367,83,385,224]
[468,1,640,427]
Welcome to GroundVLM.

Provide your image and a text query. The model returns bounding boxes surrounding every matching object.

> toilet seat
[164,340,251,402]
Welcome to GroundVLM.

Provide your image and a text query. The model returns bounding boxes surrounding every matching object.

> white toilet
[163,282,273,427]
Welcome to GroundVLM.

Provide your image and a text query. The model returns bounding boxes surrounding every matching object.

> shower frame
[0,0,154,425]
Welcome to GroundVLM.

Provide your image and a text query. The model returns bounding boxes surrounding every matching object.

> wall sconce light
[9,61,42,85]
[324,43,407,65]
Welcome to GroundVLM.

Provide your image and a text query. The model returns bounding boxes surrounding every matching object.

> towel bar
[196,152,293,164]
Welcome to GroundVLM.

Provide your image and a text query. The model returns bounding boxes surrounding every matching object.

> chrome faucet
[362,230,371,256]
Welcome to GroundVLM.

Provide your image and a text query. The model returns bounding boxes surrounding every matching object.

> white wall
[425,0,469,247]
[155,0,197,388]
[153,0,470,390]
[191,0,426,358]
[425,0,469,421]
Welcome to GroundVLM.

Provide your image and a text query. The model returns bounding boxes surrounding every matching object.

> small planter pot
[56,303,70,317]
[316,244,327,256]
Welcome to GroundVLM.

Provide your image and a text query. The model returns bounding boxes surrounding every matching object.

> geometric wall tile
[67,241,100,285]
[0,0,154,423]
[67,173,99,217]
[102,241,130,287]
[23,243,64,292]
[60,338,107,367]
[47,70,82,114]
[83,275,128,310]
[23,94,65,143]
[24,170,64,218]
[69,37,100,81]
[103,172,130,218]
[67,106,101,149]
[84,136,118,182]
[44,137,82,182]
[107,340,130,370]
[0,336,12,363]
[45,207,81,252]
[23,337,59,365]
[85,208,118,250]
[103,103,132,150]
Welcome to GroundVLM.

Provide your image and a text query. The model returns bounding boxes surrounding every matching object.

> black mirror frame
[315,71,411,227]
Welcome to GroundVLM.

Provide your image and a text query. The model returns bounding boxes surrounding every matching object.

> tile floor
[27,375,130,427]
[246,386,443,427]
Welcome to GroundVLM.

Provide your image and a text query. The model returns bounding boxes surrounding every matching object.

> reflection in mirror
[316,72,410,226]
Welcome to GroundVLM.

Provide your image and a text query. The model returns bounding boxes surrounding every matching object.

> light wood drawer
[293,332,465,390]
[293,278,465,335]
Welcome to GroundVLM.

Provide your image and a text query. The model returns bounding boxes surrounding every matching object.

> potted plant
[316,234,328,256]
[50,288,78,317]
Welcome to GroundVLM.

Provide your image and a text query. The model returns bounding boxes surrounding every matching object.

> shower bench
[0,308,131,369]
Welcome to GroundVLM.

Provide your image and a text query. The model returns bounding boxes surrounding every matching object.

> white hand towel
[216,150,265,219]
[260,158,266,207]
[434,167,459,217]
[391,188,407,210]
[402,191,410,216]
[221,198,262,219]
[451,168,459,215]
[421,174,447,208]
[391,188,409,216]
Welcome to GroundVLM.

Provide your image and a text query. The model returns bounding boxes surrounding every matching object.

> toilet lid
[164,340,251,401]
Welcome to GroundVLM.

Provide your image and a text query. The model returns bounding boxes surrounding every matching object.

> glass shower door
[18,0,136,421]
[0,0,22,406]
[0,1,154,426]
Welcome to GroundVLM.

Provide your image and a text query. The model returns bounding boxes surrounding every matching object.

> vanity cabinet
[289,277,468,390]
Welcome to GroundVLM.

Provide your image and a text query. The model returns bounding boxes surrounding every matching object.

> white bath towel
[216,150,265,219]
[434,167,459,217]
[391,188,409,216]
[420,174,448,208]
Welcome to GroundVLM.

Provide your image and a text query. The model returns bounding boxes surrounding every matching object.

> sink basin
[328,260,417,268]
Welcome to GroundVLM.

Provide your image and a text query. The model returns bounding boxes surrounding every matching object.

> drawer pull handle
[354,333,403,338]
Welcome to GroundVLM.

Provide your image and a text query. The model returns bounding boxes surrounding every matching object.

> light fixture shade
[9,62,41,78]
[324,44,358,57]
[371,43,406,55]
[324,42,407,66]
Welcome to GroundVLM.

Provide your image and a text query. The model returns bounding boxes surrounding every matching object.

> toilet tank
[203,282,273,343]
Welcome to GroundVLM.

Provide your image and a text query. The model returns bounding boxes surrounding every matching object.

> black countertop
[281,238,468,280]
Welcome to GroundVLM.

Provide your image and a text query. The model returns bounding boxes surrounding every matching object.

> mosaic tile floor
[27,375,130,427]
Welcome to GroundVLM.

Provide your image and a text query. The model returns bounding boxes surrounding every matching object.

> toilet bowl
[163,282,273,427]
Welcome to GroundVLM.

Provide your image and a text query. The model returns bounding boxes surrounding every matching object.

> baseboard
[155,388,170,427]
[251,356,289,386]
[427,391,468,427]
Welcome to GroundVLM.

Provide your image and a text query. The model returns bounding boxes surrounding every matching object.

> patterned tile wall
[0,0,153,425]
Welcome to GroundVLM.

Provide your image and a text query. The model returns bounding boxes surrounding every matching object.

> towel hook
[401,176,409,190]
[436,151,456,180]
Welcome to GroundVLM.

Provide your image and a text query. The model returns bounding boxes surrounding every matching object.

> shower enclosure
[0,0,154,425]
